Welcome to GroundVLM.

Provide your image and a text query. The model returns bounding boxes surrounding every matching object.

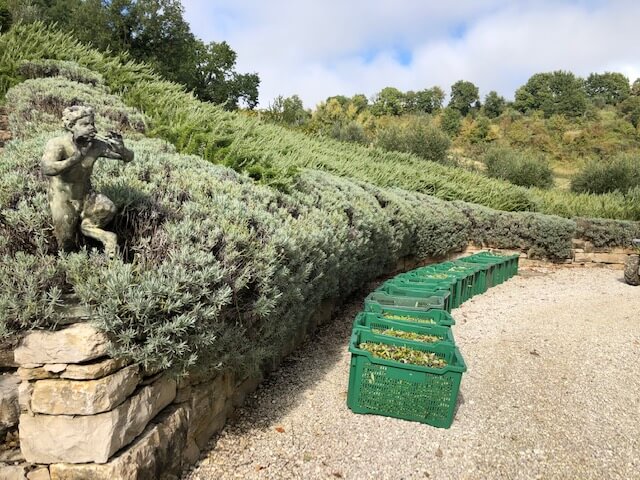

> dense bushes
[3,23,639,220]
[571,154,640,194]
[18,58,104,86]
[453,202,575,259]
[375,117,450,164]
[5,76,146,138]
[2,74,612,378]
[484,147,554,189]
[575,217,640,248]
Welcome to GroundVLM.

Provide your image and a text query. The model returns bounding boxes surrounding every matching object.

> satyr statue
[41,105,134,257]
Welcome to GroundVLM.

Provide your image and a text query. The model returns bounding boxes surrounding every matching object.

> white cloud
[183,0,640,108]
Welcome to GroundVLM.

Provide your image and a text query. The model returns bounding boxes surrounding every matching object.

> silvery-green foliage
[453,201,576,259]
[18,59,104,86]
[5,77,146,139]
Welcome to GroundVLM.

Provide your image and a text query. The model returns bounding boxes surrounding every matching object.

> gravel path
[184,266,640,480]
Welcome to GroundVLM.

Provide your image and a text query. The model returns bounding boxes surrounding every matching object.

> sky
[183,0,640,109]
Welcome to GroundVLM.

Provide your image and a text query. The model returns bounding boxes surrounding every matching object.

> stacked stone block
[6,323,177,479]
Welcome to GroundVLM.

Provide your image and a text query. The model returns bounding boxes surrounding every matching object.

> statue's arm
[40,140,82,176]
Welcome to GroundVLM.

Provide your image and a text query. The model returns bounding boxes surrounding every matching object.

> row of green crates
[347,251,520,428]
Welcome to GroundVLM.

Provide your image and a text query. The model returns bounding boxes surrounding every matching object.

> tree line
[268,71,640,129]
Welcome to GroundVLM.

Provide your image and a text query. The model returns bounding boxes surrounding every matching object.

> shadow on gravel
[197,279,386,450]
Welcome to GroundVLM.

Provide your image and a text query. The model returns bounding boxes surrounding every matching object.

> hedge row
[0,76,583,376]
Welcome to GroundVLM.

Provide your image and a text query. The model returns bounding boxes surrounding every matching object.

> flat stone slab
[0,465,29,480]
[20,376,176,464]
[0,373,20,434]
[30,365,140,415]
[49,406,189,480]
[14,324,109,365]
[27,467,51,480]
[61,358,129,380]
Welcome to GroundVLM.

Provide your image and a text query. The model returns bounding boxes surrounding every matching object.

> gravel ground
[184,266,640,480]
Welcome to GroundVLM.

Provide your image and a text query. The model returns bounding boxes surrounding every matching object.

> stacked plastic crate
[347,251,520,428]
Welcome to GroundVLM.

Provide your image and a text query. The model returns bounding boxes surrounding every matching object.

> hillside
[2,24,640,222]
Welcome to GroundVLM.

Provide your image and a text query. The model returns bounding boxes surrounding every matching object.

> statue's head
[62,105,97,142]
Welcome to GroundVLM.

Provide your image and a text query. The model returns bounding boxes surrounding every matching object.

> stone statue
[41,105,134,258]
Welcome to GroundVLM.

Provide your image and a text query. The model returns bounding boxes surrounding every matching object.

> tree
[407,87,445,114]
[371,87,406,116]
[6,0,260,109]
[585,72,630,105]
[325,95,350,108]
[514,71,587,117]
[619,96,640,128]
[483,91,506,118]
[440,107,462,136]
[267,94,309,126]
[191,40,259,109]
[350,94,369,113]
[632,79,640,97]
[0,0,12,32]
[448,80,479,116]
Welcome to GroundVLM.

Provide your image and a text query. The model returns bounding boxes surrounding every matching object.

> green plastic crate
[450,261,489,294]
[365,291,451,313]
[389,275,463,309]
[352,312,455,347]
[430,263,484,298]
[407,268,472,304]
[364,304,455,327]
[469,252,519,278]
[375,284,452,313]
[462,257,502,286]
[347,328,466,428]
[463,254,512,285]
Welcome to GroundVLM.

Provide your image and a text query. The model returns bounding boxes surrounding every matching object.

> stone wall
[0,244,634,479]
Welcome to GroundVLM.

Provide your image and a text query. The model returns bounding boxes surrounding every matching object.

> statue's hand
[73,139,93,158]
[106,131,133,163]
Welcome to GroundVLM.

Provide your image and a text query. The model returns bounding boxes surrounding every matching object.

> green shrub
[454,201,575,260]
[18,59,104,86]
[575,217,640,248]
[440,107,462,136]
[376,117,450,164]
[330,120,368,144]
[5,77,147,138]
[571,154,640,194]
[484,146,554,189]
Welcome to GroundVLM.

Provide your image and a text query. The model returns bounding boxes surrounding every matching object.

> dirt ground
[184,266,640,480]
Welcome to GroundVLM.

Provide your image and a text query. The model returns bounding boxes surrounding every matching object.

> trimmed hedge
[453,201,575,260]
[18,58,104,86]
[575,217,640,248]
[0,75,596,377]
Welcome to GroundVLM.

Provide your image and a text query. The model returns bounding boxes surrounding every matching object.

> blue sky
[183,0,640,109]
